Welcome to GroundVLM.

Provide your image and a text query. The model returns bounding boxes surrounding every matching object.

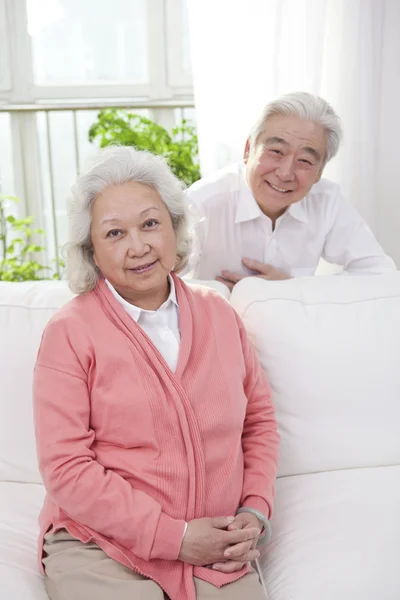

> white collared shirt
[105,276,180,372]
[186,161,396,279]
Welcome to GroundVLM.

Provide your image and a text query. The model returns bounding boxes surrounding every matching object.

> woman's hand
[178,516,261,566]
[211,512,262,573]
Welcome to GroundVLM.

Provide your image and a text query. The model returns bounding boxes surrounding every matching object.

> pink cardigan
[33,275,279,600]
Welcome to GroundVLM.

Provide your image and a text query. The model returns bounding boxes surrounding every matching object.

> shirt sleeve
[236,315,280,518]
[322,189,396,274]
[33,316,186,562]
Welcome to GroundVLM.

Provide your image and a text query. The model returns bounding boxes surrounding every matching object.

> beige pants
[42,530,267,600]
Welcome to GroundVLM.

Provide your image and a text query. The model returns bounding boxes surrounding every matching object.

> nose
[276,155,295,182]
[127,232,150,258]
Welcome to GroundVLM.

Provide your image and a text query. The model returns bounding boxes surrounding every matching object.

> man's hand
[216,258,290,291]
[211,512,262,573]
[178,516,261,566]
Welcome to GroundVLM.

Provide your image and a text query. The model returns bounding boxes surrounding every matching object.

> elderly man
[186,92,395,289]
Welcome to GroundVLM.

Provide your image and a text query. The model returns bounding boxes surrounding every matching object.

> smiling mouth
[129,260,157,274]
[266,181,291,194]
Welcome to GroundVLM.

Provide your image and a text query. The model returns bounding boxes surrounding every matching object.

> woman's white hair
[249,91,343,164]
[66,145,191,294]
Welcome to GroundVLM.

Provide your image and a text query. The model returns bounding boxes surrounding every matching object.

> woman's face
[90,181,177,310]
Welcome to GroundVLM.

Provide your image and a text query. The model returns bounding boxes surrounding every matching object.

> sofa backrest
[230,273,400,477]
[3,273,400,484]
[0,278,229,484]
[0,281,75,483]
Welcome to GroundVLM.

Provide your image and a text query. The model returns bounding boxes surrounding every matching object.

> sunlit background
[1,0,400,268]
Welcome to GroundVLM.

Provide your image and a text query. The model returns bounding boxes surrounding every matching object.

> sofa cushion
[0,482,47,600]
[230,273,400,477]
[258,465,400,600]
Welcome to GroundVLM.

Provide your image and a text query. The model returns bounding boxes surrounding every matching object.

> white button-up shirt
[186,162,396,280]
[105,276,180,372]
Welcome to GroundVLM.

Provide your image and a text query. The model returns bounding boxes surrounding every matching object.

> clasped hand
[178,513,262,573]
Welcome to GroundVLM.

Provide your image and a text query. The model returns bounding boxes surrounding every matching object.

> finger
[227,515,247,531]
[234,523,259,548]
[226,548,260,563]
[229,514,249,529]
[223,526,261,544]
[256,274,271,281]
[215,276,234,292]
[220,271,245,284]
[240,514,263,530]
[240,549,261,562]
[242,258,270,274]
[256,271,289,281]
[209,516,235,529]
[211,561,246,573]
[224,540,252,559]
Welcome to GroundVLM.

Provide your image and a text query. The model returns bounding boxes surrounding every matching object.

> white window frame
[165,0,193,93]
[0,0,11,92]
[0,0,193,103]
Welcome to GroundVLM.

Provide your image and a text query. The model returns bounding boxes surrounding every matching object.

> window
[27,0,149,86]
[0,113,14,195]
[166,0,192,88]
[0,0,195,264]
[0,0,11,91]
[2,0,193,101]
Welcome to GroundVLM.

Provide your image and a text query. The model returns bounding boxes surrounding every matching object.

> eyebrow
[265,137,322,161]
[265,136,288,146]
[302,146,322,161]
[140,206,160,216]
[99,206,160,226]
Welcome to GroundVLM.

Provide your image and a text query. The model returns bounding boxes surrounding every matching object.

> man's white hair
[249,91,343,163]
[66,145,191,294]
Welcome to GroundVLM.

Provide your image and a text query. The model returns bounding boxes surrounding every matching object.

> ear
[315,164,325,183]
[92,249,99,269]
[315,155,327,183]
[243,139,251,164]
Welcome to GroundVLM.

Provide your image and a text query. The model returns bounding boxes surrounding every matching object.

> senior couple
[34,92,394,600]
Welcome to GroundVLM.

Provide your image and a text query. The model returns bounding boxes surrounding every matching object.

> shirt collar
[286,200,308,223]
[105,274,178,323]
[235,163,263,224]
[236,161,308,225]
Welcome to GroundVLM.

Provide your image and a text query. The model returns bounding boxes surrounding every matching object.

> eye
[143,218,159,229]
[269,148,282,155]
[299,159,313,166]
[106,229,122,238]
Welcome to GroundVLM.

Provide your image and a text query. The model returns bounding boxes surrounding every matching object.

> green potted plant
[88,109,200,186]
[0,194,62,281]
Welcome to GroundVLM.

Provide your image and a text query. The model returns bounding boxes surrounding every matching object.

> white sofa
[1,274,400,600]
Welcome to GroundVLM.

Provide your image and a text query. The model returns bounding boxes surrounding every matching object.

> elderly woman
[33,146,279,600]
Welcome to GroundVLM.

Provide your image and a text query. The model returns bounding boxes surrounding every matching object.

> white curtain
[186,0,400,265]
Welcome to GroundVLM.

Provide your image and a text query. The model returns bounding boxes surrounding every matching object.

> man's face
[244,114,327,219]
